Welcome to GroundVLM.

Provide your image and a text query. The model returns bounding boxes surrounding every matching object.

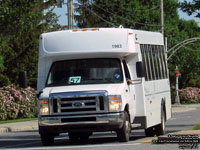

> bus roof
[39,28,163,59]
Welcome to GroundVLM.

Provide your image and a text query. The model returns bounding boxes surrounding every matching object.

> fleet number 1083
[112,44,122,49]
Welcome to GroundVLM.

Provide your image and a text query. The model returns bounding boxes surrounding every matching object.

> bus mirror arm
[37,90,43,99]
[127,79,142,85]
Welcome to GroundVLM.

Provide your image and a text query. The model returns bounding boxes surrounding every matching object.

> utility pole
[160,0,164,35]
[68,0,74,29]
[175,66,180,104]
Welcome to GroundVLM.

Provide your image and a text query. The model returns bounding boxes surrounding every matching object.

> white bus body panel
[38,28,171,131]
[133,29,171,128]
[38,28,136,92]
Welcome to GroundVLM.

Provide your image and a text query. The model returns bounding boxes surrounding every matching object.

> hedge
[0,84,37,120]
[171,86,200,104]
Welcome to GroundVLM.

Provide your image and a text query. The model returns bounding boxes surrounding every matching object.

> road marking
[4,142,141,150]
[139,138,157,144]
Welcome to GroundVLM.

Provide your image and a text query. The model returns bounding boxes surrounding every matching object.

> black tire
[145,127,155,137]
[117,112,131,142]
[69,132,92,142]
[79,132,92,141]
[40,134,54,146]
[68,132,80,142]
[155,110,166,136]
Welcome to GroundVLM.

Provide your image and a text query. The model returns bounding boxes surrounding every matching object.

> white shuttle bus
[37,28,171,145]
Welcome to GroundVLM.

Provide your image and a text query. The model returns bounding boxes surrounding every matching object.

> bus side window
[122,60,131,81]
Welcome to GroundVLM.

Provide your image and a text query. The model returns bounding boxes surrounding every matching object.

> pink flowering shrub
[171,86,200,104]
[179,87,200,104]
[0,84,37,120]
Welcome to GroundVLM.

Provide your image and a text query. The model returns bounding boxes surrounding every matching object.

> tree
[180,0,200,18]
[75,0,162,30]
[168,19,200,88]
[0,0,64,88]
[74,0,200,88]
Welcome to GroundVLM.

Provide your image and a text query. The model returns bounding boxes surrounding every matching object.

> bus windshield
[46,58,123,87]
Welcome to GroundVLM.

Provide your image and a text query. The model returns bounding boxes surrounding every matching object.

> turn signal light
[41,100,48,104]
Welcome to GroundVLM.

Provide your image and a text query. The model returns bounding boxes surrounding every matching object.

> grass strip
[0,118,37,124]
[192,123,200,130]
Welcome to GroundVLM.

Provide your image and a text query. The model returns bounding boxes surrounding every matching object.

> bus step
[131,123,141,129]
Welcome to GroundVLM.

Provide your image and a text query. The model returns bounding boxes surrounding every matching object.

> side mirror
[136,61,145,78]
[19,71,28,88]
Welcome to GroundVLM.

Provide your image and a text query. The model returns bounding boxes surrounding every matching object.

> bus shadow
[53,132,146,146]
[0,131,146,149]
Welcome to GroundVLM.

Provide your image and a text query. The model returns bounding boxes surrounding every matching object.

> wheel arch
[124,104,130,121]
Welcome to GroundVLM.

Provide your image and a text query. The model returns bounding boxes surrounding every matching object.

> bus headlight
[108,95,122,111]
[39,100,49,115]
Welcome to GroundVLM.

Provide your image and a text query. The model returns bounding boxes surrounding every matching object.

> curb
[0,127,9,133]
[0,125,38,133]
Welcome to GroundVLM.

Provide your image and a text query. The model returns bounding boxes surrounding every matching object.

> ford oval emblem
[73,102,84,107]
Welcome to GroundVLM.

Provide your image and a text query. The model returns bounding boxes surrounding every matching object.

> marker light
[92,28,98,31]
[72,28,99,32]
[41,100,48,104]
[108,95,122,111]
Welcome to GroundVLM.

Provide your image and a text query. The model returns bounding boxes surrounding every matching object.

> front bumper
[38,112,125,134]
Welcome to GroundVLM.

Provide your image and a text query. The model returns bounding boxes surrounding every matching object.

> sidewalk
[0,120,38,133]
[172,103,200,113]
[0,104,200,134]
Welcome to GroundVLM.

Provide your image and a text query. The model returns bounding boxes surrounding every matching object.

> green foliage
[75,0,200,89]
[0,56,4,72]
[0,0,199,90]
[0,84,37,120]
[0,118,37,124]
[192,122,200,130]
[0,0,64,88]
[75,0,163,31]
[0,74,11,87]
[188,79,197,87]
[180,0,200,18]
[188,77,200,88]
[168,20,200,88]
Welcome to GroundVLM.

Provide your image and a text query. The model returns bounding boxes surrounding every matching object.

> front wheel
[116,112,131,142]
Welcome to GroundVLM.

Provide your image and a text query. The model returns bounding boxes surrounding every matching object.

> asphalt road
[0,105,200,150]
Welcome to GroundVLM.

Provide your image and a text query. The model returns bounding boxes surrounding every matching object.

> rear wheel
[40,134,54,146]
[117,112,131,142]
[155,110,166,136]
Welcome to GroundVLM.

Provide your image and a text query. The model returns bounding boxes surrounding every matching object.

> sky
[53,0,200,27]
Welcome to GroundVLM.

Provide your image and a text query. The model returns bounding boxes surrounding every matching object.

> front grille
[50,91,108,115]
